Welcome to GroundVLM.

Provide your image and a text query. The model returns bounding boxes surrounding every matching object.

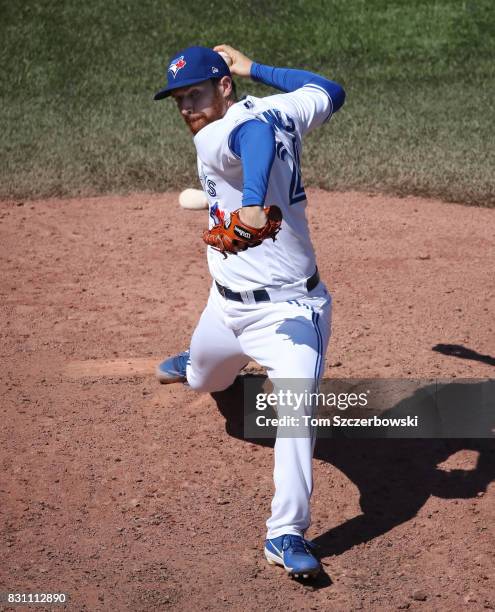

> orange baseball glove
[202,205,282,257]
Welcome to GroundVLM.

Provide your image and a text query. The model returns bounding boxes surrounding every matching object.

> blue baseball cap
[154,46,231,100]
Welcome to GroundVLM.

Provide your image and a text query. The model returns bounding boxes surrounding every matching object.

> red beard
[183,89,226,135]
[184,114,209,135]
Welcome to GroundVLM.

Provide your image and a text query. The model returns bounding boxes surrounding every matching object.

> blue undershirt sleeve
[229,119,276,207]
[250,63,346,112]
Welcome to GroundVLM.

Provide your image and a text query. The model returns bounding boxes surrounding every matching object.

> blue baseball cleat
[264,534,321,579]
[156,350,190,384]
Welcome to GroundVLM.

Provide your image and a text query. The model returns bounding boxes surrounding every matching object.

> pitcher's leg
[240,295,331,539]
[187,289,248,393]
[267,415,318,538]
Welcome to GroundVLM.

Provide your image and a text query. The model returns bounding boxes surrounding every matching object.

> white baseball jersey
[194,84,333,291]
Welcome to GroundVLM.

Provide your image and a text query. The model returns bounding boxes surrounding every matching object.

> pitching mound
[1,190,494,610]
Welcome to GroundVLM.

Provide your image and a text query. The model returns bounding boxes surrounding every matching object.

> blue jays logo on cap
[168,55,187,79]
[154,46,231,100]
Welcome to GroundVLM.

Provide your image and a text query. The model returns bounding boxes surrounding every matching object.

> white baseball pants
[186,281,331,539]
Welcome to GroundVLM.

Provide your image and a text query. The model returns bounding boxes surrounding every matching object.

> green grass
[1,0,494,205]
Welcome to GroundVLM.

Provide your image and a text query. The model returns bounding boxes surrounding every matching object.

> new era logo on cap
[154,46,232,100]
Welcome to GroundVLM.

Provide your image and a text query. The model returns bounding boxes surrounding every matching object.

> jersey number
[276,136,306,205]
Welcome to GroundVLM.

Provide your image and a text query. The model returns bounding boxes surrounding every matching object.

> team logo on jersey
[210,202,225,225]
[206,179,217,197]
[168,56,186,79]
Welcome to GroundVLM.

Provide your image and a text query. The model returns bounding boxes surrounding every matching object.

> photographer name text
[256,415,419,428]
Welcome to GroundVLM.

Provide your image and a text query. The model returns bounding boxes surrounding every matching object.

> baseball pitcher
[154,45,345,579]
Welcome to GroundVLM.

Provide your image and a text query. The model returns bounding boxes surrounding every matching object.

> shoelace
[283,535,315,555]
[174,351,190,372]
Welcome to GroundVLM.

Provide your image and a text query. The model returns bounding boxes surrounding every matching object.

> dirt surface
[1,189,494,611]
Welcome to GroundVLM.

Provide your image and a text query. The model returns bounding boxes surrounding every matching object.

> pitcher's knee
[187,374,212,393]
[188,373,235,394]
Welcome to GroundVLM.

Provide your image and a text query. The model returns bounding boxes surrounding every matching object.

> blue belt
[215,268,320,303]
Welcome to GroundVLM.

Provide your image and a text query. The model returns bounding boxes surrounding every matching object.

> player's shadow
[432,343,495,367]
[211,378,495,587]
[275,316,319,348]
